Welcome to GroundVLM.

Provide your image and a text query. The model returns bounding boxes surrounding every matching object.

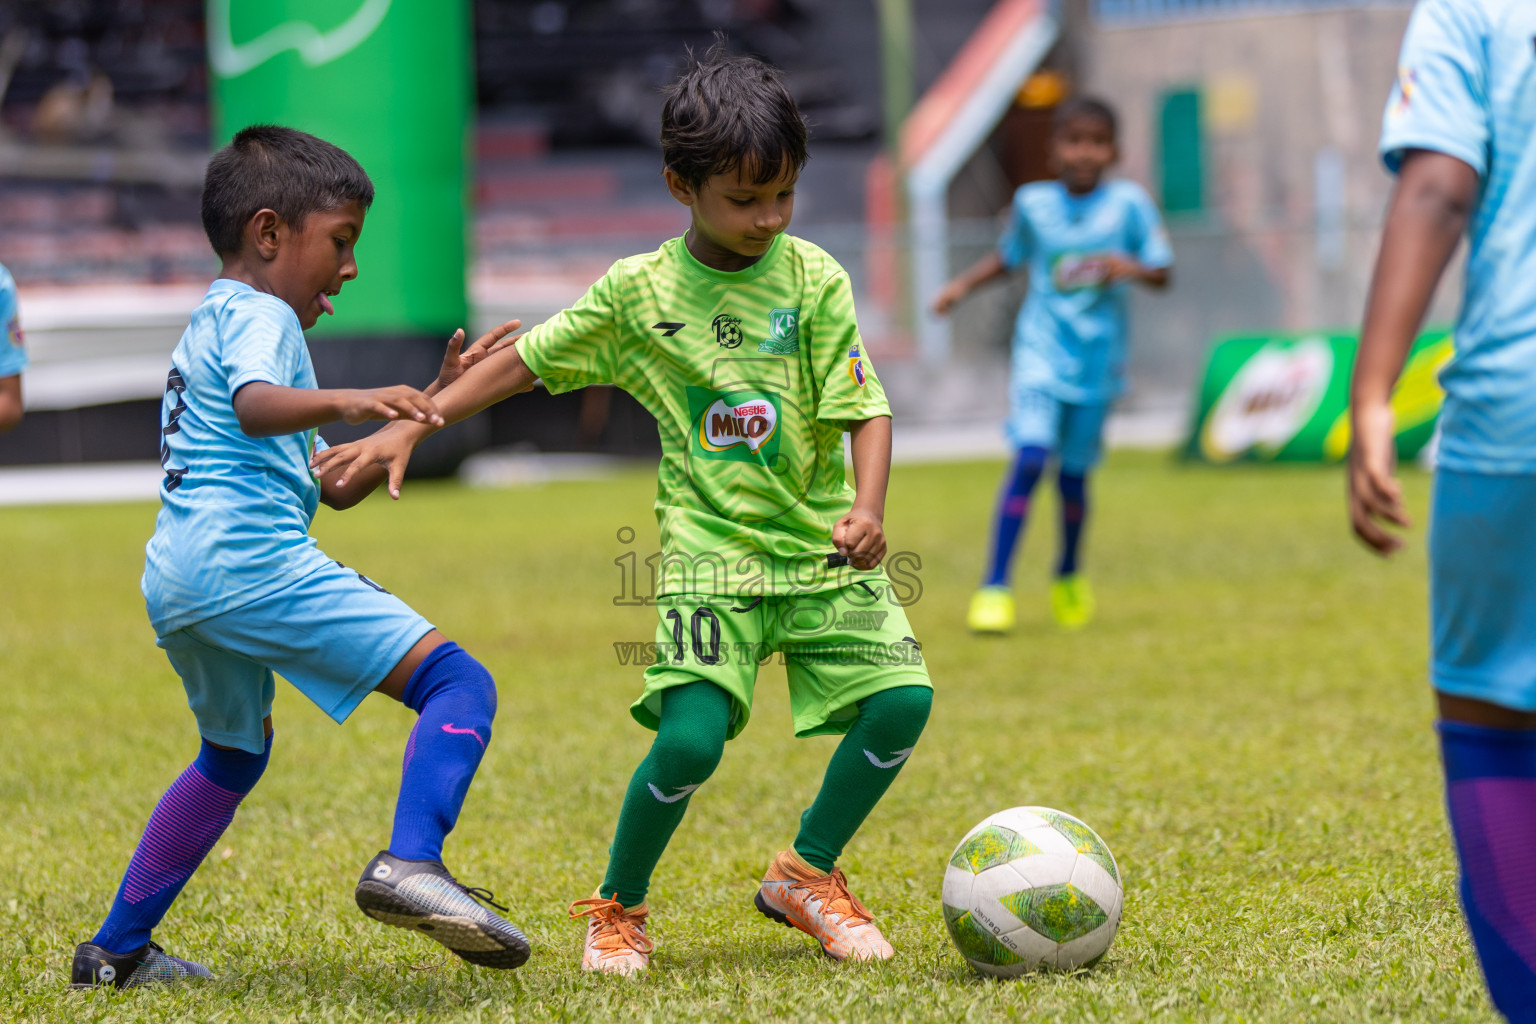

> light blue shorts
[157,559,434,753]
[1006,388,1111,473]
[1430,469,1536,712]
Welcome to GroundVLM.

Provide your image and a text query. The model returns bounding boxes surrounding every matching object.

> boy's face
[262,201,366,329]
[1052,114,1117,194]
[667,162,797,261]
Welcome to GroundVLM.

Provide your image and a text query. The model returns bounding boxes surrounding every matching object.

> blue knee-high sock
[389,642,496,863]
[92,734,271,955]
[1439,720,1536,1024]
[1057,470,1089,577]
[984,446,1048,587]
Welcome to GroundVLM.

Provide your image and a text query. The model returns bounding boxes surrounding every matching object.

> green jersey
[517,233,891,597]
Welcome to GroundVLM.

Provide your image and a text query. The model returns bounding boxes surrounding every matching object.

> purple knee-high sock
[1440,720,1536,1024]
[984,446,1048,587]
[1056,470,1089,577]
[388,642,497,863]
[91,734,271,955]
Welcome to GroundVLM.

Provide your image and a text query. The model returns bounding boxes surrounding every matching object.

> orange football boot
[569,894,652,975]
[755,849,894,961]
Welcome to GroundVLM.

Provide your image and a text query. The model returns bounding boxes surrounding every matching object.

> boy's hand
[1100,255,1143,283]
[433,319,522,393]
[311,423,420,500]
[931,280,969,317]
[833,509,887,570]
[336,386,443,426]
[1348,402,1410,556]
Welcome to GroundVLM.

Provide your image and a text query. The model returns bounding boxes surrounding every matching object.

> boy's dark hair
[660,41,808,191]
[1054,96,1118,138]
[200,124,374,256]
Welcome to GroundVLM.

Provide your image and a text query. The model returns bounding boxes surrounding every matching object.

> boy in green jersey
[314,45,933,973]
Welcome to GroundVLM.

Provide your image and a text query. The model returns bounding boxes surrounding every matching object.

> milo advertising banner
[1185,329,1453,463]
[206,0,472,336]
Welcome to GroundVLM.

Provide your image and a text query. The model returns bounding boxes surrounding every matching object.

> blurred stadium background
[0,0,1445,490]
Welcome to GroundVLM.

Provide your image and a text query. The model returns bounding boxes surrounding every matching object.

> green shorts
[633,581,931,740]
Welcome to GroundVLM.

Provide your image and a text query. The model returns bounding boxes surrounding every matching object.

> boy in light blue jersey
[72,125,531,990]
[934,97,1171,632]
[1350,1,1536,1019]
[0,262,26,432]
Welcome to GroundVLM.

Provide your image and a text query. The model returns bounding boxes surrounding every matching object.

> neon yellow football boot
[1050,574,1095,629]
[967,586,1015,634]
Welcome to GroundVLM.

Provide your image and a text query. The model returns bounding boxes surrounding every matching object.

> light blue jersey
[998,178,1172,404]
[0,263,26,379]
[142,279,332,636]
[1380,0,1536,473]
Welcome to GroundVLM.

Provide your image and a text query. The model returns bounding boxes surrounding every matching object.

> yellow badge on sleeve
[847,342,866,388]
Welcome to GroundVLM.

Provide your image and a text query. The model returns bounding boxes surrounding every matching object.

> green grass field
[0,453,1498,1022]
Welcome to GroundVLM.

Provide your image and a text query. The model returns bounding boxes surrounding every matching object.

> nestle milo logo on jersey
[1051,251,1111,292]
[687,386,782,463]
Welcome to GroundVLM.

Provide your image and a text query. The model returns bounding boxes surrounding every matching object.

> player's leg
[760,587,932,960]
[600,681,733,906]
[971,390,1058,633]
[72,636,275,989]
[984,445,1049,586]
[1050,401,1109,629]
[571,682,733,973]
[194,560,527,968]
[373,629,493,864]
[1430,470,1536,1021]
[570,594,757,974]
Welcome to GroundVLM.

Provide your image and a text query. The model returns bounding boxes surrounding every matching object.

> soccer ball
[941,806,1123,976]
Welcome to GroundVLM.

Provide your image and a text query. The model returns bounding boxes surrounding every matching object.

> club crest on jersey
[712,313,744,349]
[687,386,783,463]
[847,342,867,388]
[1392,66,1417,117]
[758,307,800,355]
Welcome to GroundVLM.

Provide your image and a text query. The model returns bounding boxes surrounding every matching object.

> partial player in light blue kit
[0,262,26,433]
[934,97,1171,633]
[71,125,530,991]
[1349,1,1536,1020]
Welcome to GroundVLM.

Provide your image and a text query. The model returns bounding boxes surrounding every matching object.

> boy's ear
[249,208,283,261]
[663,167,697,207]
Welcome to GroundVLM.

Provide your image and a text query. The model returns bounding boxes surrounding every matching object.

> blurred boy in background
[0,261,25,433]
[934,97,1171,634]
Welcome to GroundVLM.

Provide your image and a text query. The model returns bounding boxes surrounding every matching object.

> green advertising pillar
[206,0,472,337]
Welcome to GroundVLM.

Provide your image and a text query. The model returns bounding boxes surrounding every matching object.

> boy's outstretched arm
[1103,256,1170,289]
[0,375,21,433]
[310,339,539,498]
[233,382,443,437]
[932,252,1008,316]
[1349,148,1478,556]
[834,415,892,570]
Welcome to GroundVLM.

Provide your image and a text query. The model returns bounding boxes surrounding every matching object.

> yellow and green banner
[206,0,472,336]
[1185,329,1452,463]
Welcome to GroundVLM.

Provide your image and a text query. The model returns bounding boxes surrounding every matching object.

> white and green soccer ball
[942,806,1122,976]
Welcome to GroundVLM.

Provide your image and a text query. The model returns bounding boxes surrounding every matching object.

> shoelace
[790,868,873,927]
[455,882,509,913]
[568,897,654,955]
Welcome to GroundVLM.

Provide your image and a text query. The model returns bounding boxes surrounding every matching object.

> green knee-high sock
[600,681,733,907]
[794,685,933,873]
